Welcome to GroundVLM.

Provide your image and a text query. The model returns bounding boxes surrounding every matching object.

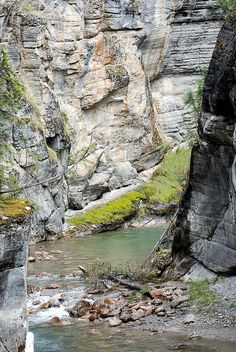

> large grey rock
[0,0,224,240]
[0,217,31,352]
[171,19,236,275]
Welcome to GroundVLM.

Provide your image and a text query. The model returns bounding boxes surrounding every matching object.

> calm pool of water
[29,227,164,275]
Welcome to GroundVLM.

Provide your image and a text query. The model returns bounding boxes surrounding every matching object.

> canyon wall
[0,213,31,351]
[0,0,223,241]
[170,18,236,276]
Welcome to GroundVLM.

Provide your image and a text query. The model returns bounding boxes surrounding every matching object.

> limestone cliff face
[0,0,223,241]
[171,18,236,275]
[0,216,31,351]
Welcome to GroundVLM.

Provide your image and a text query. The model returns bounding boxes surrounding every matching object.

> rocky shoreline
[27,254,236,344]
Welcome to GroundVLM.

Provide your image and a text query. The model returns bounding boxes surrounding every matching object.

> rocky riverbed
[26,227,236,352]
[27,248,236,344]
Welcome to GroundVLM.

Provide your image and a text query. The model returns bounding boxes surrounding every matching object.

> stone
[28,256,36,262]
[50,250,63,255]
[140,305,153,315]
[28,308,37,315]
[69,300,91,318]
[108,317,122,327]
[153,298,163,306]
[149,289,165,299]
[184,314,196,324]
[175,289,183,297]
[156,311,166,317]
[119,309,132,323]
[154,306,166,314]
[32,300,41,306]
[40,302,50,310]
[183,263,218,283]
[131,309,145,321]
[171,296,190,308]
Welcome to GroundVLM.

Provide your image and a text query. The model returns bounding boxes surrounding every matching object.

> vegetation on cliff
[143,149,191,204]
[69,149,191,231]
[216,0,236,13]
[0,46,25,190]
[0,197,31,224]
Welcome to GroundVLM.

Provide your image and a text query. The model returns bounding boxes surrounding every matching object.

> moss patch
[143,149,191,204]
[68,149,191,231]
[68,191,144,229]
[0,197,32,224]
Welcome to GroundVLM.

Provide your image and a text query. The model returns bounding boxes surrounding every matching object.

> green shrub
[0,46,26,191]
[216,0,236,13]
[84,259,158,289]
[184,69,207,119]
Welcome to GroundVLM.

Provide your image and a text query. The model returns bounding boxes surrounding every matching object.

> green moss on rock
[0,197,32,225]
[68,149,191,231]
[68,191,145,228]
[143,149,191,204]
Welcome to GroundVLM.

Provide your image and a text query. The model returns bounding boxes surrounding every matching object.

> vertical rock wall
[0,216,31,351]
[170,18,236,276]
[0,0,223,241]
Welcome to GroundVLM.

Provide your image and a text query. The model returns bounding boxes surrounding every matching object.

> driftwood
[79,265,88,274]
[109,275,142,291]
[79,264,142,291]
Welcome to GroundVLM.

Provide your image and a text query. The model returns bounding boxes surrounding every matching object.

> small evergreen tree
[0,46,25,190]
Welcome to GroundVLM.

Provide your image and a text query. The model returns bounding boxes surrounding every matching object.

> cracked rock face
[172,19,236,275]
[0,0,223,241]
[0,217,31,351]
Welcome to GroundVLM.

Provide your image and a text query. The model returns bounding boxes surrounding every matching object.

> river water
[28,227,236,352]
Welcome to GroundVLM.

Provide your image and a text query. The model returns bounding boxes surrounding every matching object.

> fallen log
[109,275,142,291]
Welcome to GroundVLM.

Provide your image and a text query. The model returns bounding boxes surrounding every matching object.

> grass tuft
[188,279,219,311]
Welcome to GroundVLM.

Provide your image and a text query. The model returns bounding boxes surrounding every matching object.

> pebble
[32,300,41,306]
[171,296,190,308]
[51,250,63,255]
[183,314,195,324]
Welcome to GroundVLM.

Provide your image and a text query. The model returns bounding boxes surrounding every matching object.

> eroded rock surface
[0,0,223,241]
[171,19,236,275]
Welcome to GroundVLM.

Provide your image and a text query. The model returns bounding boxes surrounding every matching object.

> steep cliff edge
[0,0,223,241]
[166,18,236,276]
[0,199,31,351]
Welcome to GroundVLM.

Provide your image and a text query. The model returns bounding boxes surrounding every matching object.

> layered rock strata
[0,214,31,351]
[170,18,236,275]
[0,0,223,241]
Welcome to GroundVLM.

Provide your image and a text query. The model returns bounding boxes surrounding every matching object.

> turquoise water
[28,227,164,276]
